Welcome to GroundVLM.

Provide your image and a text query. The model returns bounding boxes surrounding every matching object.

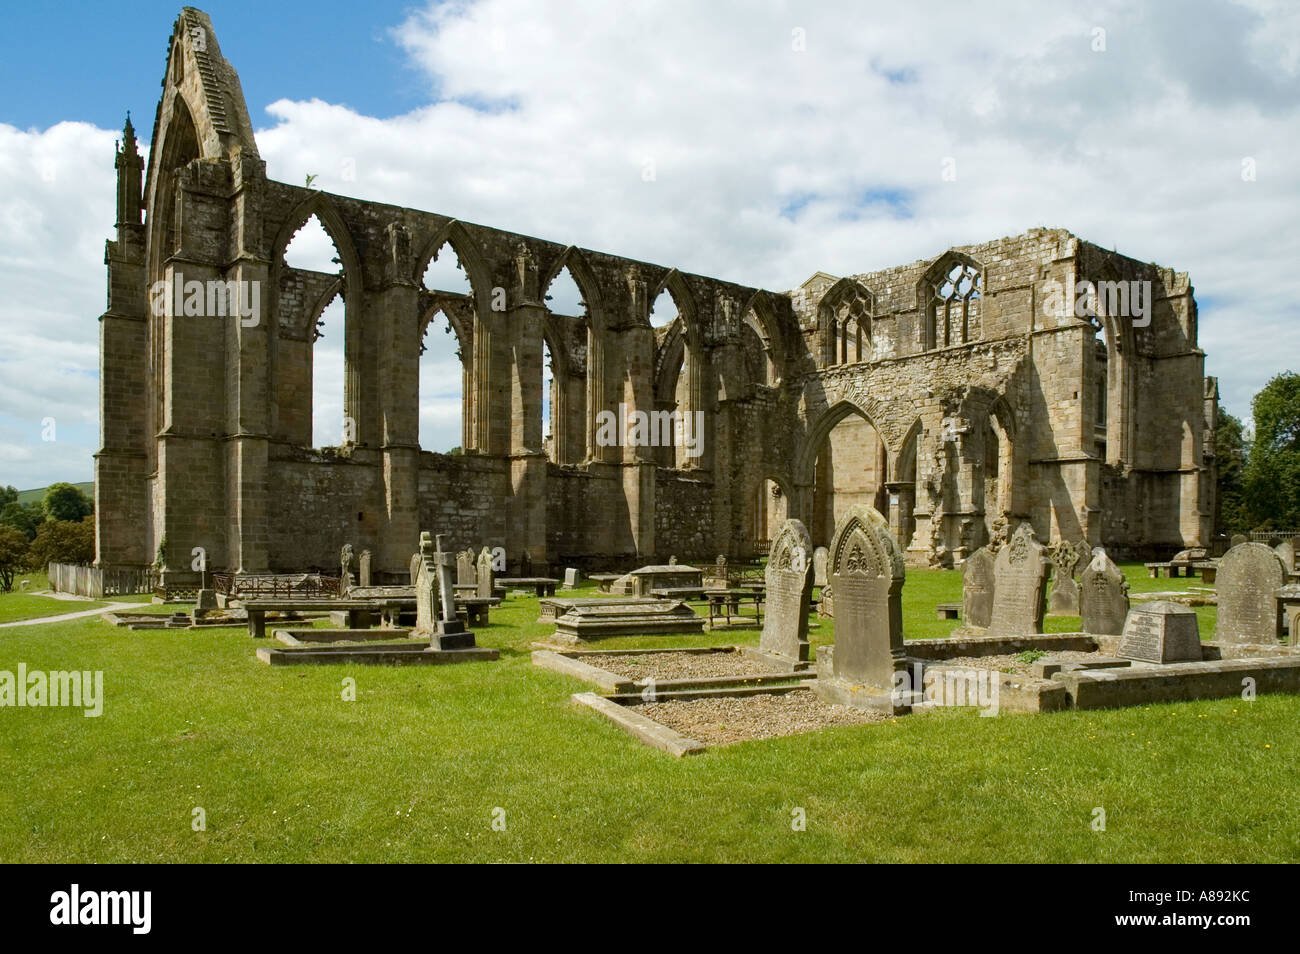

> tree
[0,485,17,509]
[0,502,42,540]
[1214,407,1248,536]
[0,526,28,592]
[1242,372,1300,530]
[27,518,94,570]
[41,483,92,523]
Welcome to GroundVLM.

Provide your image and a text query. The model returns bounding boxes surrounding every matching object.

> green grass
[0,567,1292,863]
[0,593,109,623]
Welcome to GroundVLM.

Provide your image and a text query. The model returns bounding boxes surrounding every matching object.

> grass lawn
[0,566,1294,863]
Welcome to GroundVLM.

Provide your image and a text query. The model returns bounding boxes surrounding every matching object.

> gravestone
[409,552,421,586]
[1275,539,1296,574]
[340,543,355,595]
[19,580,30,592]
[1230,534,1248,547]
[1215,543,1285,645]
[986,524,1048,635]
[826,504,906,689]
[1079,547,1128,635]
[358,549,372,588]
[457,549,476,586]
[1117,601,1201,663]
[415,532,475,650]
[476,547,496,599]
[1047,539,1083,615]
[563,567,581,589]
[194,588,218,619]
[961,546,995,630]
[813,546,829,589]
[757,519,814,663]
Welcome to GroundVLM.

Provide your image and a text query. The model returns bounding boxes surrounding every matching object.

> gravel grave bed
[933,649,1105,674]
[578,650,784,681]
[634,691,885,745]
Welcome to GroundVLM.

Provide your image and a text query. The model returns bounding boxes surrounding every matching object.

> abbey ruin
[95,9,1218,586]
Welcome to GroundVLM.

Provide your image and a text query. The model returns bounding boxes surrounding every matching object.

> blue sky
[1,0,1297,489]
[0,1,430,130]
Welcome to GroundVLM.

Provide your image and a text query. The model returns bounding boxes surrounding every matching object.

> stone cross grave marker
[1215,543,1285,645]
[962,546,995,630]
[1079,547,1128,635]
[758,519,814,663]
[1117,601,1201,663]
[828,504,906,689]
[1047,539,1083,615]
[986,523,1048,635]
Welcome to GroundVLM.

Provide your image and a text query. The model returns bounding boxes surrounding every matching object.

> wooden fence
[48,564,158,599]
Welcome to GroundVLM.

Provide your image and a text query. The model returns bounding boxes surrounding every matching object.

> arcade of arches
[95,9,1219,584]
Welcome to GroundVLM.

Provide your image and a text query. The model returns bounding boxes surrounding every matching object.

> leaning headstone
[812,546,829,589]
[457,549,476,586]
[563,567,581,590]
[1117,601,1202,663]
[825,504,906,690]
[756,519,814,664]
[477,547,496,599]
[1215,543,1285,645]
[340,543,355,595]
[1274,539,1296,574]
[358,549,372,588]
[961,546,995,630]
[986,524,1048,635]
[1047,539,1083,615]
[1079,547,1128,635]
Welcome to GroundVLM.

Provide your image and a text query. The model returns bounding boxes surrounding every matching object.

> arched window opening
[283,214,340,273]
[925,260,981,350]
[422,243,474,296]
[419,310,463,453]
[311,294,346,448]
[650,288,678,329]
[542,266,589,465]
[752,478,787,550]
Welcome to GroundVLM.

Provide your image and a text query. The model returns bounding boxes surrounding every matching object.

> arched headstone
[1215,543,1285,645]
[812,546,829,589]
[987,524,1048,635]
[1079,547,1128,635]
[758,519,814,663]
[476,547,496,599]
[826,504,905,689]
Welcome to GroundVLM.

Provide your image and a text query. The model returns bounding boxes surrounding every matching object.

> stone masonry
[95,9,1218,584]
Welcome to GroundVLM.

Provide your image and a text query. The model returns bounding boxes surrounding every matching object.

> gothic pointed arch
[918,249,984,350]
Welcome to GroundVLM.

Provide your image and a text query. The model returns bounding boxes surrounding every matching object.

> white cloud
[1,0,1297,488]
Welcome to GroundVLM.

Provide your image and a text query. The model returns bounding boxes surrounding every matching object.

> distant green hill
[15,482,94,507]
